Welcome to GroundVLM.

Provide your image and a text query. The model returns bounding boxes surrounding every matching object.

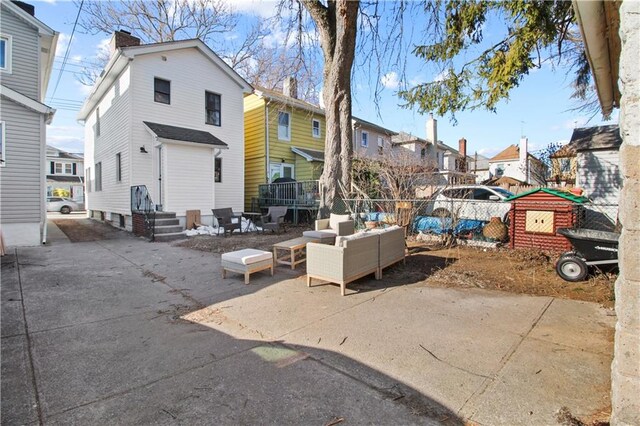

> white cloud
[228,0,279,18]
[55,33,70,58]
[76,81,93,97]
[478,147,500,157]
[409,75,427,87]
[381,72,400,90]
[47,125,84,153]
[433,70,449,83]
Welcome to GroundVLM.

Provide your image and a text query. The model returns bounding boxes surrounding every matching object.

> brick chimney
[12,1,35,16]
[458,138,467,172]
[283,76,298,99]
[109,30,141,56]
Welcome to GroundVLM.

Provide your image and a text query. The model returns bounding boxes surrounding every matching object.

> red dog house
[505,188,588,251]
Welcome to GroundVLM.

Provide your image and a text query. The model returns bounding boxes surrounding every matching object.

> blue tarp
[361,212,486,236]
[413,216,485,235]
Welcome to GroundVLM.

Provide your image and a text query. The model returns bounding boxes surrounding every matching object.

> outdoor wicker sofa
[306,225,405,296]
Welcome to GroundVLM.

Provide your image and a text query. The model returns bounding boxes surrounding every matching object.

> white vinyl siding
[84,66,132,214]
[0,99,44,223]
[129,48,245,212]
[577,150,622,204]
[0,121,5,166]
[163,143,214,216]
[278,111,290,141]
[0,10,38,99]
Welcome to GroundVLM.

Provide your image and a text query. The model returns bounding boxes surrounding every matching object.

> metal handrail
[131,185,155,241]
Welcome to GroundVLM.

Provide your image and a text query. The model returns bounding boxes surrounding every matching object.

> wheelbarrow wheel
[556,256,588,282]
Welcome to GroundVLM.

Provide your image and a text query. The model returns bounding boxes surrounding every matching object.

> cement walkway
[1,223,614,424]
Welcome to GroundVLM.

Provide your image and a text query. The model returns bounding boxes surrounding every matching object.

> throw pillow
[329,213,350,230]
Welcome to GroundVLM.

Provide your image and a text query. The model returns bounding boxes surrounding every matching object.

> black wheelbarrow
[555,228,620,282]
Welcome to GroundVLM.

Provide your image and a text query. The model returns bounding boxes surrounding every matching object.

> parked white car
[427,185,514,222]
[46,197,81,214]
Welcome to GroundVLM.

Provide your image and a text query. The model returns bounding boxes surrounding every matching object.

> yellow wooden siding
[294,157,323,181]
[267,103,325,177]
[244,94,266,210]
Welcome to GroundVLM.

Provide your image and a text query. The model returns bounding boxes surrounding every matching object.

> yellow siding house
[243,84,326,210]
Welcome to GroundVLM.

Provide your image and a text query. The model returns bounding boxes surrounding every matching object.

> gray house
[0,1,58,246]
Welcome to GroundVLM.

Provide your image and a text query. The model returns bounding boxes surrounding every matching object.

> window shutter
[72,163,77,175]
[50,162,55,174]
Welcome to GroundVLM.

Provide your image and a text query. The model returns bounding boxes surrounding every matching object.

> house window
[312,119,321,138]
[0,35,11,72]
[0,121,5,166]
[215,157,222,183]
[65,163,72,174]
[278,111,290,140]
[361,131,369,147]
[96,108,101,137]
[95,162,102,191]
[559,158,571,174]
[269,163,294,181]
[421,147,426,159]
[154,78,170,104]
[495,163,505,176]
[116,153,122,182]
[205,92,221,126]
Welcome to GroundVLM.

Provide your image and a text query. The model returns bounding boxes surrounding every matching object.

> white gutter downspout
[265,100,272,183]
[572,0,615,116]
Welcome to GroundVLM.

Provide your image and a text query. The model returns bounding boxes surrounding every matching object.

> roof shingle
[143,122,228,147]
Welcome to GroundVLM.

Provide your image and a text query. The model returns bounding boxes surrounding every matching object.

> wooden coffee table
[272,236,318,270]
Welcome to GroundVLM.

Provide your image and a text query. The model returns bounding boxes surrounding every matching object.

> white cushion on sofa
[221,249,272,265]
[329,213,350,230]
[335,231,372,247]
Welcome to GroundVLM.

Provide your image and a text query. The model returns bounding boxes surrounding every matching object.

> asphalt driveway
[1,220,614,424]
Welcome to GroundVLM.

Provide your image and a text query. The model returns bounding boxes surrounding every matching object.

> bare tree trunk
[302,0,358,217]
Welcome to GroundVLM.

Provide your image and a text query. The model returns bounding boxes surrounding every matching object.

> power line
[49,0,84,101]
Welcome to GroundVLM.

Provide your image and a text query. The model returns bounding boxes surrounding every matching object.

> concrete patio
[1,221,614,424]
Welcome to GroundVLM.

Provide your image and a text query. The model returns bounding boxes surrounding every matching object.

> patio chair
[212,208,242,237]
[261,206,288,233]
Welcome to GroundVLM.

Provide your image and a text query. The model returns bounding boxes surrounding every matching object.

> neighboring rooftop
[46,145,83,160]
[352,117,397,136]
[489,144,540,162]
[253,86,324,116]
[568,124,622,152]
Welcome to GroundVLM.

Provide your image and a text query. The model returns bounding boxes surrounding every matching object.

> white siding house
[352,117,396,159]
[570,125,622,205]
[78,34,251,231]
[46,145,84,202]
[0,1,57,246]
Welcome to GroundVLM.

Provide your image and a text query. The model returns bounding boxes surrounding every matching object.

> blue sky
[36,0,617,157]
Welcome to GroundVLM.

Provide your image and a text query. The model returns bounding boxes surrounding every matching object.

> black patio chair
[212,208,242,237]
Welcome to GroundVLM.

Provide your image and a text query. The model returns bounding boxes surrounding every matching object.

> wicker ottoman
[221,249,274,284]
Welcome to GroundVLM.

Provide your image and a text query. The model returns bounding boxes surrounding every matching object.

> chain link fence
[332,198,619,241]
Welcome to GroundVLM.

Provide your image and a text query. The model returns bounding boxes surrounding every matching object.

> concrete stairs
[150,212,185,242]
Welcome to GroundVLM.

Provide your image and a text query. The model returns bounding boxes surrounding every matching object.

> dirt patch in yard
[176,229,616,308]
[52,219,129,242]
[404,241,616,308]
[175,225,312,254]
